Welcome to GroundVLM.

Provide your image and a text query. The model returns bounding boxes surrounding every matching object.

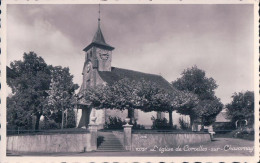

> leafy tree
[193,98,223,126]
[7,52,79,131]
[40,116,59,130]
[137,80,198,128]
[172,66,223,128]
[84,78,142,123]
[172,90,199,128]
[226,91,254,127]
[7,95,34,131]
[46,66,79,129]
[172,66,217,100]
[83,84,113,109]
[84,78,199,128]
[84,79,169,124]
[135,80,175,126]
[7,52,51,130]
[65,109,77,128]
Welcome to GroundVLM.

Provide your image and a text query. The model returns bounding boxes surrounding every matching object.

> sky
[6,4,254,105]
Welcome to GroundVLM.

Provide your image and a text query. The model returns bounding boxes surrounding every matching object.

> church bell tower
[83,5,114,72]
[77,5,114,129]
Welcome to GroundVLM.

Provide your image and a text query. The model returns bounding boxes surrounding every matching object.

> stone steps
[97,147,125,150]
[97,132,124,152]
[96,149,126,152]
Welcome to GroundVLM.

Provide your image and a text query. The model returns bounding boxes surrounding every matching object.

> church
[76,13,187,129]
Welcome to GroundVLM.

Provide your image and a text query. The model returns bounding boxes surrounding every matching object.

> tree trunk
[65,109,68,128]
[168,110,173,128]
[190,115,194,131]
[35,114,41,131]
[61,109,64,130]
[127,109,134,124]
[201,117,204,131]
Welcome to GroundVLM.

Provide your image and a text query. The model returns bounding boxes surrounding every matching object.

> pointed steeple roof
[83,24,114,52]
[83,6,114,52]
[92,25,106,44]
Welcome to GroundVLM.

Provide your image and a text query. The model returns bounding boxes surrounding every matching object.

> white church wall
[105,109,128,122]
[76,107,191,130]
[136,110,157,129]
[164,111,190,128]
[136,110,190,129]
[75,109,82,127]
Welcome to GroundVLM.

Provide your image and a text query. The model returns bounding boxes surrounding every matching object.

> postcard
[0,0,259,162]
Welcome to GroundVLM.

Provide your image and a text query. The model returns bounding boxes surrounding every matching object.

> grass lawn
[214,130,254,141]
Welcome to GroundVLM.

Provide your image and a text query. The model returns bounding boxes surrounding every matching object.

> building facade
[76,21,187,129]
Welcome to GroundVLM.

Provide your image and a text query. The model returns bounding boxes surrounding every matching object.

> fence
[7,128,90,136]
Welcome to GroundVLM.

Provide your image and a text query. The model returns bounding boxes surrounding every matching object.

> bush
[179,117,190,130]
[104,116,145,130]
[40,117,59,130]
[64,110,76,128]
[104,116,124,130]
[7,124,19,135]
[213,122,235,131]
[233,127,254,140]
[151,116,175,130]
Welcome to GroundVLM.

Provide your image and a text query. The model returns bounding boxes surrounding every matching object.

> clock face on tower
[97,49,110,60]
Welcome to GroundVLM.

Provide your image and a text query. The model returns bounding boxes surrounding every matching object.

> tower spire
[83,3,114,52]
[98,4,101,27]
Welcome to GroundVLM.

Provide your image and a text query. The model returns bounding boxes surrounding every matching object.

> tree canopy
[7,52,79,131]
[193,98,223,126]
[47,66,79,129]
[226,91,254,126]
[7,52,51,130]
[83,78,199,127]
[172,66,223,127]
[172,66,217,100]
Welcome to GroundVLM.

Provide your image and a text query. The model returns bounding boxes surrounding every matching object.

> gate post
[123,121,133,151]
[89,117,98,151]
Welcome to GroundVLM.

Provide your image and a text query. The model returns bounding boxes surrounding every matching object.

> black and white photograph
[1,0,259,162]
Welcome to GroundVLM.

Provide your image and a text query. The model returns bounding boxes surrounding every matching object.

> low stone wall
[131,132,211,151]
[7,133,92,153]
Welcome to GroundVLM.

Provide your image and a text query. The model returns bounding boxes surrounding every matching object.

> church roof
[83,25,114,52]
[98,67,174,91]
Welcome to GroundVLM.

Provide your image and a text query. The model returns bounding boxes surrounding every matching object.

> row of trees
[7,52,79,131]
[84,78,197,127]
[83,66,223,129]
[7,52,254,132]
[83,66,254,129]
